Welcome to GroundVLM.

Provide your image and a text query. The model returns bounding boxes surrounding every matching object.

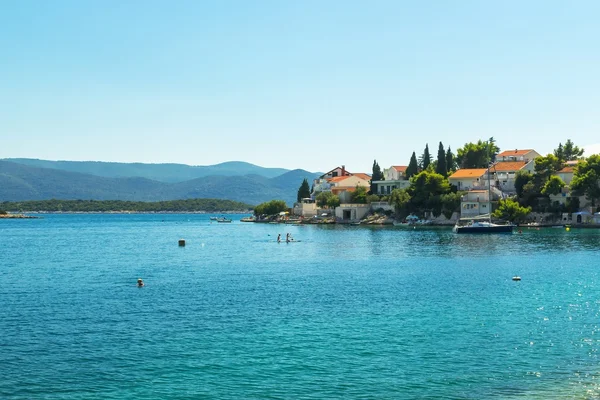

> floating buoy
[565,227,570,232]
[178,239,186,247]
[512,276,521,281]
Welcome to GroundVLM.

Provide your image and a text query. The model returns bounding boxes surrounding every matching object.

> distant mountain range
[3,158,290,182]
[0,159,322,206]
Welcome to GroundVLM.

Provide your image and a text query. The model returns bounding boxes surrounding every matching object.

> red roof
[393,166,408,172]
[327,176,351,183]
[352,173,372,181]
[493,161,527,171]
[558,166,574,173]
[497,149,535,157]
[448,169,487,179]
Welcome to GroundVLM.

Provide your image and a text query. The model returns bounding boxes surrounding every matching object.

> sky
[1,0,599,173]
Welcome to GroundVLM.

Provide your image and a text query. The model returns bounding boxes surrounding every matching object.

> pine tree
[445,146,455,173]
[297,178,311,202]
[435,141,447,177]
[420,144,431,170]
[370,160,383,194]
[406,152,419,179]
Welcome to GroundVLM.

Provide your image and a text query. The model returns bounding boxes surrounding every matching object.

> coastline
[0,213,39,219]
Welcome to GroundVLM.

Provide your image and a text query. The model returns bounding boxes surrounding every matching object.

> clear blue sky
[1,0,599,173]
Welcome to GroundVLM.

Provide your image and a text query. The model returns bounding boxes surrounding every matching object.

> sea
[1,213,600,399]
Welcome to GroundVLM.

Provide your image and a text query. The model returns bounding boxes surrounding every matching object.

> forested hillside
[0,161,320,206]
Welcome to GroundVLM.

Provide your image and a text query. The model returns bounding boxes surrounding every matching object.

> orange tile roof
[393,166,408,172]
[497,149,535,157]
[352,173,372,181]
[493,161,527,171]
[558,166,574,173]
[448,169,487,179]
[327,176,351,183]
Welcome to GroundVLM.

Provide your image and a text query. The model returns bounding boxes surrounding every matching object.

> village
[285,141,600,227]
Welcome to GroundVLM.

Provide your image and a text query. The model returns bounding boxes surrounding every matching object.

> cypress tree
[421,144,431,170]
[435,141,447,177]
[406,152,419,178]
[445,146,455,173]
[297,178,311,202]
[370,160,383,194]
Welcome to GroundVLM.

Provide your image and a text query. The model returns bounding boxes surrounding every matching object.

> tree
[440,192,462,220]
[406,152,419,178]
[254,200,288,216]
[351,186,368,204]
[541,175,566,196]
[326,194,341,208]
[316,192,338,208]
[493,198,531,223]
[534,154,563,184]
[370,160,383,194]
[408,170,451,217]
[420,144,432,170]
[296,178,311,202]
[390,188,411,219]
[514,170,534,198]
[367,194,380,204]
[554,139,584,161]
[456,139,500,169]
[435,141,447,177]
[445,146,455,173]
[571,154,600,211]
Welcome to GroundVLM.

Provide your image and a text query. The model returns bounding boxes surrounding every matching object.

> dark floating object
[512,276,521,281]
[178,239,186,247]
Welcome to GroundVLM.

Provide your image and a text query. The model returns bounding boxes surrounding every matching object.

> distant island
[0,199,254,213]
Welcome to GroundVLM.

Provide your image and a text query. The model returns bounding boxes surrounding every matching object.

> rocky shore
[0,213,39,219]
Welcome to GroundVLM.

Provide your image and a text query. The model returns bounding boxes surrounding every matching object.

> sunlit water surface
[1,214,600,399]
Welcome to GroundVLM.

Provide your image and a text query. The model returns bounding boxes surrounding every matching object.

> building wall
[335,204,371,221]
[372,180,410,195]
[383,167,405,181]
[449,177,488,191]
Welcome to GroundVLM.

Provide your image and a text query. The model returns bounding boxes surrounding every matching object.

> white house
[493,161,535,193]
[460,190,492,218]
[448,168,488,191]
[496,149,541,163]
[372,165,410,195]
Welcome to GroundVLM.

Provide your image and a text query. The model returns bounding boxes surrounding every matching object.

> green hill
[0,161,320,206]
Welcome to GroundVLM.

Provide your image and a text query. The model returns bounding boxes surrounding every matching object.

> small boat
[240,216,256,222]
[209,216,218,220]
[216,217,232,223]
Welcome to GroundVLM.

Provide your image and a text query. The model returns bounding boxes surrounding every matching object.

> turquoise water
[1,214,600,399]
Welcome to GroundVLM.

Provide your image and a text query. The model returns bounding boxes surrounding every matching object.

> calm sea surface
[1,214,600,399]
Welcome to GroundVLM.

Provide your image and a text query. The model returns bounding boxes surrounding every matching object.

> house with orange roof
[555,165,575,185]
[448,168,489,191]
[492,160,535,193]
[311,165,371,201]
[371,165,411,195]
[312,165,352,194]
[496,149,541,163]
[328,174,371,203]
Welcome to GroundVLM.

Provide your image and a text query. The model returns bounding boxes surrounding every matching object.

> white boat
[453,214,513,234]
[216,217,232,223]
